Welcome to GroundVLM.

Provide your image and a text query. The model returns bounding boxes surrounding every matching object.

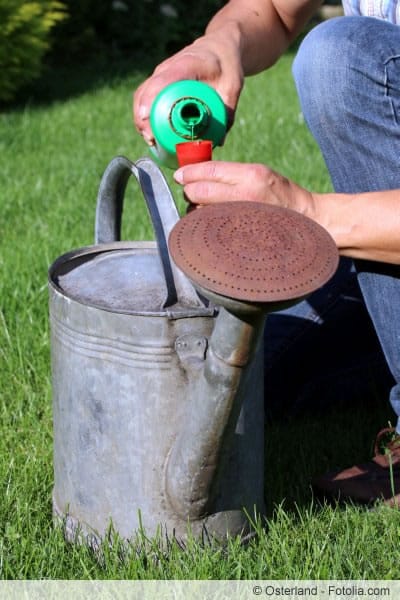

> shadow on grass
[263,387,396,518]
[3,50,160,113]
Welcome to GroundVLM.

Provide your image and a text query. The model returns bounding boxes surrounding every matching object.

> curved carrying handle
[95,155,204,309]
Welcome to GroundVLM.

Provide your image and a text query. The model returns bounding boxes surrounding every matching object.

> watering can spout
[165,198,340,525]
[165,306,266,520]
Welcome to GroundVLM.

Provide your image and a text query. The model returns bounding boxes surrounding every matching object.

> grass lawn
[1,50,400,580]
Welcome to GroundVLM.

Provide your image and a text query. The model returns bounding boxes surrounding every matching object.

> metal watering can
[49,156,338,544]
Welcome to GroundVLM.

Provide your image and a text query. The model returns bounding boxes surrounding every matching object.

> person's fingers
[183,181,247,204]
[174,161,248,184]
[133,72,180,144]
[174,161,269,204]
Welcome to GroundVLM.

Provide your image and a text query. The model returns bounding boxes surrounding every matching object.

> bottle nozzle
[171,98,210,139]
[176,140,213,166]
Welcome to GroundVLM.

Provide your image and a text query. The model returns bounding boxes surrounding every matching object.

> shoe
[383,494,400,508]
[312,427,400,505]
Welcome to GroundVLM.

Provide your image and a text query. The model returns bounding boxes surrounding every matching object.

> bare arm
[174,161,400,265]
[313,189,400,264]
[205,0,322,75]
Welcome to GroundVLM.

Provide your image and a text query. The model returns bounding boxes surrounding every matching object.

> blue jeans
[265,16,400,427]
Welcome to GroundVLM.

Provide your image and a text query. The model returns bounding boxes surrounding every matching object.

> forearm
[313,190,400,265]
[205,0,322,75]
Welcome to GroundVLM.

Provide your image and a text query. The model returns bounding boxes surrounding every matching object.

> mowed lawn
[1,51,400,579]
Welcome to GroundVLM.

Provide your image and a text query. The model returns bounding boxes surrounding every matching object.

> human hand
[173,161,317,219]
[133,33,244,145]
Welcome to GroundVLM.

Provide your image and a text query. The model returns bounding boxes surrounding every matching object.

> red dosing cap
[176,140,213,166]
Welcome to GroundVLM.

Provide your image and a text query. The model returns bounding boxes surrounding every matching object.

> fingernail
[174,168,184,184]
[143,132,155,146]
[138,105,149,120]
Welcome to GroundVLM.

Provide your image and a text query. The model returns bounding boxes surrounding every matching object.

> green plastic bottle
[149,80,227,168]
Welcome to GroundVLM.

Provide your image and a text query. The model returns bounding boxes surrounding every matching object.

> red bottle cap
[176,140,213,166]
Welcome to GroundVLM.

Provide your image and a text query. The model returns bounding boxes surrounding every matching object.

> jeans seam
[384,54,400,126]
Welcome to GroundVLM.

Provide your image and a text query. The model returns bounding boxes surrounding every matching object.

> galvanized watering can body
[49,157,265,543]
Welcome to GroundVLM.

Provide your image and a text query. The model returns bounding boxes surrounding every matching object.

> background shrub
[0,0,67,102]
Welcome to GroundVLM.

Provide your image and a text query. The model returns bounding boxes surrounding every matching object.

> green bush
[0,0,67,102]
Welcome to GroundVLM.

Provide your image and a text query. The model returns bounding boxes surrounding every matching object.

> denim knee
[293,16,400,129]
[292,17,357,132]
[292,16,400,192]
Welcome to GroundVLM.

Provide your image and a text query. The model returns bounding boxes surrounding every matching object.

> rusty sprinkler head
[168,201,339,311]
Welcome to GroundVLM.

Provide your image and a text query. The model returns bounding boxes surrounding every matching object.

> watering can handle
[95,155,204,309]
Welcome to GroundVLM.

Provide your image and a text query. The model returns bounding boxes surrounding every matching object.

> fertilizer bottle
[149,80,228,168]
